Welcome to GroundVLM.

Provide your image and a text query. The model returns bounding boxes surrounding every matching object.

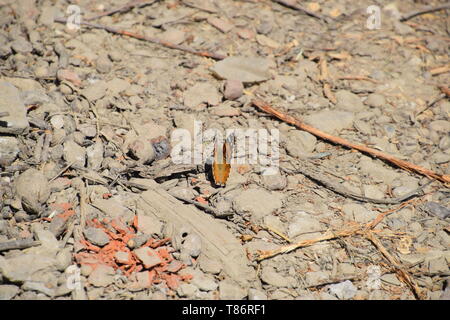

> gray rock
[381,273,402,286]
[63,140,86,168]
[233,188,283,222]
[184,83,221,108]
[191,271,218,291]
[22,281,55,297]
[428,257,449,274]
[248,288,267,300]
[218,279,247,300]
[83,227,110,247]
[81,80,107,101]
[127,138,156,164]
[136,213,163,237]
[304,110,354,134]
[88,264,115,287]
[96,54,113,74]
[0,136,20,166]
[133,247,162,269]
[10,37,33,54]
[335,90,365,112]
[177,283,198,298]
[198,257,222,275]
[86,141,104,170]
[182,234,202,258]
[260,266,289,287]
[0,254,56,282]
[305,271,329,286]
[358,157,401,184]
[285,130,317,157]
[91,198,135,223]
[15,168,50,214]
[288,214,323,238]
[429,120,450,132]
[31,223,60,254]
[328,280,357,300]
[212,56,272,83]
[422,202,450,220]
[0,284,20,300]
[363,185,385,199]
[224,79,243,100]
[342,203,374,223]
[261,174,287,191]
[0,81,29,134]
[55,248,72,271]
[365,93,386,108]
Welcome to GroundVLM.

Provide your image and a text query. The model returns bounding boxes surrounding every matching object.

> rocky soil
[0,0,449,300]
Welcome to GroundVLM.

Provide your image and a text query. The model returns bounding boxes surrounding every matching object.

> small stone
[96,54,113,74]
[335,90,365,112]
[199,257,222,275]
[133,247,163,269]
[191,272,218,291]
[10,37,33,54]
[305,110,354,134]
[63,140,86,168]
[342,203,374,223]
[83,227,110,247]
[248,288,267,300]
[55,248,72,271]
[160,29,186,45]
[91,198,135,223]
[305,271,329,286]
[233,188,283,222]
[260,266,289,287]
[166,260,184,273]
[381,273,402,286]
[209,105,240,117]
[0,254,56,282]
[365,93,386,108]
[256,34,280,48]
[88,264,115,287]
[219,279,247,300]
[128,138,156,164]
[422,202,450,220]
[134,271,152,289]
[184,83,221,108]
[285,130,317,157]
[86,141,104,171]
[428,257,449,274]
[0,285,20,300]
[182,234,202,257]
[0,81,29,134]
[237,28,255,39]
[15,168,50,214]
[207,17,234,33]
[81,80,107,101]
[328,280,357,300]
[429,120,450,133]
[0,136,20,166]
[224,79,243,100]
[114,251,131,264]
[288,213,323,238]
[212,56,272,83]
[261,174,287,191]
[22,281,55,297]
[177,283,198,298]
[56,69,81,86]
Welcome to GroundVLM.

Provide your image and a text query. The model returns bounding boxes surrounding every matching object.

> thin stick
[364,231,424,300]
[54,18,226,60]
[49,161,75,182]
[338,75,379,84]
[85,0,158,21]
[252,99,450,184]
[0,238,41,252]
[272,0,331,23]
[400,2,450,21]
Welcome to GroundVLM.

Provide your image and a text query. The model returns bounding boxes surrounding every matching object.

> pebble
[191,271,218,291]
[184,83,221,108]
[429,120,450,132]
[381,273,402,286]
[428,257,448,274]
[0,81,29,134]
[248,288,267,300]
[10,37,33,54]
[177,283,198,298]
[88,264,115,287]
[0,254,56,282]
[63,140,86,168]
[0,136,20,166]
[224,79,243,100]
[218,279,247,300]
[199,257,223,275]
[96,54,113,74]
[22,281,55,297]
[136,213,163,237]
[56,69,81,87]
[256,34,280,48]
[0,284,20,300]
[261,174,287,191]
[55,248,72,271]
[260,266,289,287]
[342,203,374,223]
[328,280,357,300]
[421,202,450,220]
[232,188,283,222]
[285,130,317,157]
[304,110,354,134]
[83,227,110,247]
[133,247,162,269]
[160,29,186,45]
[86,141,104,171]
[207,17,234,33]
[365,93,386,108]
[305,271,329,287]
[288,214,323,238]
[182,234,202,258]
[212,56,272,83]
[15,168,50,214]
[335,90,365,112]
[91,198,135,223]
[128,138,156,164]
[81,80,108,101]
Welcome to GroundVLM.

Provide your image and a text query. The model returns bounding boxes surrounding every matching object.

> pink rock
[207,17,234,33]
[224,79,243,100]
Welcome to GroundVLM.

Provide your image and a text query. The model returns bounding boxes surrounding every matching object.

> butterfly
[212,134,234,187]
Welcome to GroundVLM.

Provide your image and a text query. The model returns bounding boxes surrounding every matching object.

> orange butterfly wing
[212,139,232,186]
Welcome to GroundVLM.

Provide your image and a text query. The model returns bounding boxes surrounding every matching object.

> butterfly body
[212,135,233,187]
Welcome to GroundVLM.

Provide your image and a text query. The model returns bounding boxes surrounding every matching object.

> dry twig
[272,0,331,23]
[54,18,226,60]
[252,99,450,184]
[86,0,159,21]
[400,2,450,21]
